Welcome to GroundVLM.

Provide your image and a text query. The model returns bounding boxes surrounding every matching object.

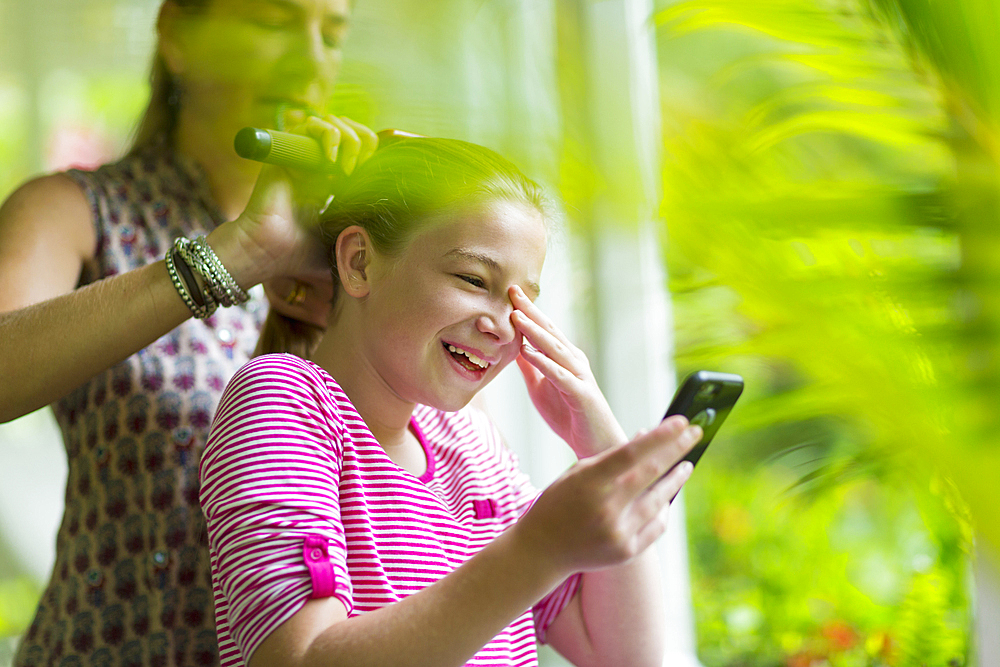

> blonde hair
[255,137,550,358]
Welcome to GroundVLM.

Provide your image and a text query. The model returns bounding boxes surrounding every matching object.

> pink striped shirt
[200,354,580,667]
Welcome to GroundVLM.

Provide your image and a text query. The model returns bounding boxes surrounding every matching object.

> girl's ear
[335,226,373,298]
[157,1,187,76]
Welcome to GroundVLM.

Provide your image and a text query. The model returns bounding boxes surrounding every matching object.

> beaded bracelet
[167,236,246,319]
[166,247,216,319]
[174,239,216,307]
[191,236,250,306]
[173,247,207,311]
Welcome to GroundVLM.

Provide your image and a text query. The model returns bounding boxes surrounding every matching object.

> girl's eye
[457,275,486,289]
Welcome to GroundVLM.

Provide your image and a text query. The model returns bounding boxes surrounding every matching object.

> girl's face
[360,199,548,412]
[166,0,349,137]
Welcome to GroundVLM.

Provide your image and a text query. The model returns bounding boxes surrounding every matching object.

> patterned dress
[14,141,267,667]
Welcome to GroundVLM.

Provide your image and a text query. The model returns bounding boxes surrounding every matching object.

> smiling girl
[199,137,702,667]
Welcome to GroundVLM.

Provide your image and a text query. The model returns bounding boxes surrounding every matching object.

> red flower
[786,650,820,667]
[822,620,857,651]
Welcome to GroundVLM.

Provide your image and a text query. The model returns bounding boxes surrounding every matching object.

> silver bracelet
[173,238,216,311]
[173,236,248,310]
[191,236,250,306]
[166,246,217,319]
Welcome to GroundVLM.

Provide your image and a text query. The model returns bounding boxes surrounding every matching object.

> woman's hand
[509,285,628,458]
[513,416,701,575]
[215,114,378,291]
[262,275,335,328]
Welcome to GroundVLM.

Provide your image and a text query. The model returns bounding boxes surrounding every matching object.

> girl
[199,137,702,667]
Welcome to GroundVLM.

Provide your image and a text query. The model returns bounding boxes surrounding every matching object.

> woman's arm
[0,172,266,421]
[0,173,191,422]
[0,120,376,424]
[243,419,697,667]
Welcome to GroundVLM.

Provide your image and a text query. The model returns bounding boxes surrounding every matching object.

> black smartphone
[665,370,744,468]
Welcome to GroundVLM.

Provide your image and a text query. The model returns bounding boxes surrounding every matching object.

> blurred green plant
[0,578,39,638]
[0,78,30,199]
[655,0,999,564]
[686,461,967,667]
[650,0,996,661]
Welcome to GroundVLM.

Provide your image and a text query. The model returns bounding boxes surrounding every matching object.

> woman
[201,137,701,667]
[0,0,375,664]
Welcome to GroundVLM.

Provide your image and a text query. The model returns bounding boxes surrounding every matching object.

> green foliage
[652,0,986,661]
[0,78,30,198]
[0,578,38,638]
[894,573,966,667]
[656,0,956,485]
[686,462,968,667]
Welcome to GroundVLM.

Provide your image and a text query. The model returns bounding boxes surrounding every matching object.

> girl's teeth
[447,344,488,369]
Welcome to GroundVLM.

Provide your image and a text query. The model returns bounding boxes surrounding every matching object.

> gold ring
[285,281,307,306]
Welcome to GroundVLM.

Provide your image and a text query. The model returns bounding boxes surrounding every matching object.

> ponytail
[253,311,325,359]
[129,55,179,154]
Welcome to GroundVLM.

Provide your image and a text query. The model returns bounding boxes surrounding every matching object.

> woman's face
[360,199,548,412]
[167,0,349,136]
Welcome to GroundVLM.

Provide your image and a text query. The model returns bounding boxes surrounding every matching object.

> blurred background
[2,0,999,665]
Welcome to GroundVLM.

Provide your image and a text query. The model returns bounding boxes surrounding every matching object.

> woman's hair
[129,0,210,153]
[254,136,551,358]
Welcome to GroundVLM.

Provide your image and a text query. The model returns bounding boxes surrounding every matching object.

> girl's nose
[477,306,516,345]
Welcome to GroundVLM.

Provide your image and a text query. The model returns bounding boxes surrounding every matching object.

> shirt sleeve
[470,409,584,643]
[200,355,353,665]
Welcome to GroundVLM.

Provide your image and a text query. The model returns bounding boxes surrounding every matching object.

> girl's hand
[514,416,701,575]
[220,114,378,290]
[509,285,628,458]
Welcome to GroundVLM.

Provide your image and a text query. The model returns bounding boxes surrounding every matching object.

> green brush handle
[234,127,423,172]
